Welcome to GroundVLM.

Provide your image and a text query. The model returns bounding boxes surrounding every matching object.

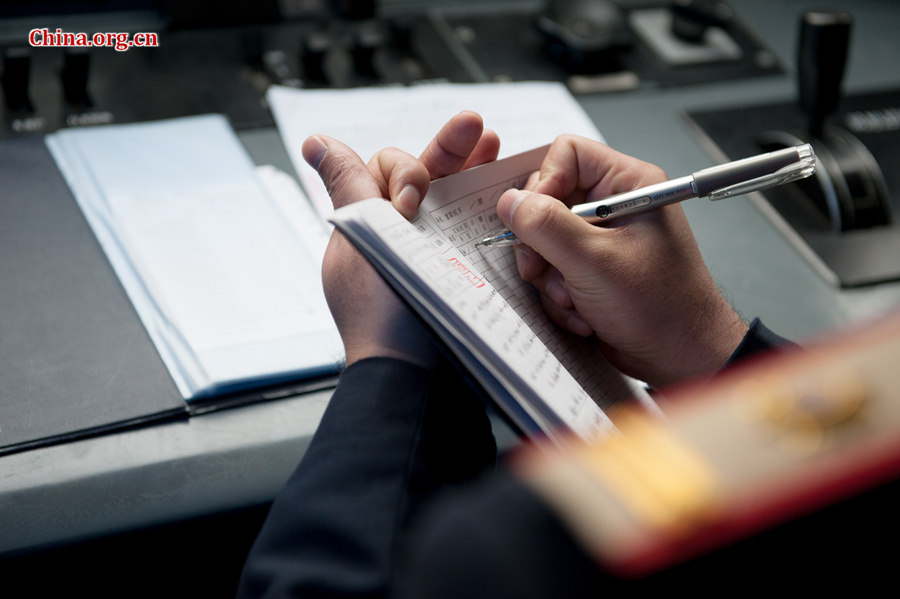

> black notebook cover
[0,135,188,456]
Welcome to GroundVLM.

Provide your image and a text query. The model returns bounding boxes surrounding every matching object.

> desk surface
[4,0,900,555]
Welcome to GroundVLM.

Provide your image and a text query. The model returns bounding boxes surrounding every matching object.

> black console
[428,0,782,94]
[1,0,784,139]
[0,1,442,137]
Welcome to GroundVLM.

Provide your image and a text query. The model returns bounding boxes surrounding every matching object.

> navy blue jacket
[238,318,790,598]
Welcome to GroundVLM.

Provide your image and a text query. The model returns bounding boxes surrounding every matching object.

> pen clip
[708,145,816,201]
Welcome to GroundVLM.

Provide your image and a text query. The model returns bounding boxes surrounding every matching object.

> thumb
[497,189,598,276]
[302,135,382,210]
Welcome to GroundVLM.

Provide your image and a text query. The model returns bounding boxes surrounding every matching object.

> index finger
[418,111,500,179]
[531,134,667,206]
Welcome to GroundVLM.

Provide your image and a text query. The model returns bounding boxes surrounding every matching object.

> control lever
[670,0,734,43]
[61,49,93,110]
[337,0,376,21]
[351,20,386,79]
[759,10,891,232]
[1,47,34,113]
[797,11,851,138]
[301,30,333,86]
[535,0,631,74]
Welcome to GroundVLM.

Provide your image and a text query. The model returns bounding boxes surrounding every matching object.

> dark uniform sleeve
[237,357,496,598]
[723,317,795,366]
[392,319,796,599]
[241,321,791,598]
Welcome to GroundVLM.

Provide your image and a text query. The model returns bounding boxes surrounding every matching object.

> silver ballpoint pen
[476,143,816,248]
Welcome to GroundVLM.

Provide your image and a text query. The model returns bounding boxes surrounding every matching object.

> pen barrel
[574,176,696,222]
[692,145,804,197]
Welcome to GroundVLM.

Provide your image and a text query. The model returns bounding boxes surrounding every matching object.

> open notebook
[331,146,658,445]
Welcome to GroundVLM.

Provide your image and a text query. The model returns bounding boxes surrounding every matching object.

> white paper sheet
[266,81,604,220]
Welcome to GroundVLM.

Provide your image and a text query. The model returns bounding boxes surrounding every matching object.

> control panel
[689,9,900,288]
[0,0,783,139]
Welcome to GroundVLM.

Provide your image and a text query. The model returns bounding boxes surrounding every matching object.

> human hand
[497,135,748,388]
[304,111,500,368]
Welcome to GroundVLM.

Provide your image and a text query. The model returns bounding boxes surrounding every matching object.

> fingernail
[513,243,535,261]
[546,279,569,307]
[303,135,328,170]
[395,184,421,216]
[498,189,527,225]
[567,314,593,337]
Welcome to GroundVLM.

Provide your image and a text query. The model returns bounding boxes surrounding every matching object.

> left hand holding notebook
[304,111,500,369]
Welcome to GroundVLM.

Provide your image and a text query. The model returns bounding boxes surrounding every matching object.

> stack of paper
[46,114,343,400]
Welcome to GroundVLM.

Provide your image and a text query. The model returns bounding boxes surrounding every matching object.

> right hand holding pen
[497,135,748,389]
